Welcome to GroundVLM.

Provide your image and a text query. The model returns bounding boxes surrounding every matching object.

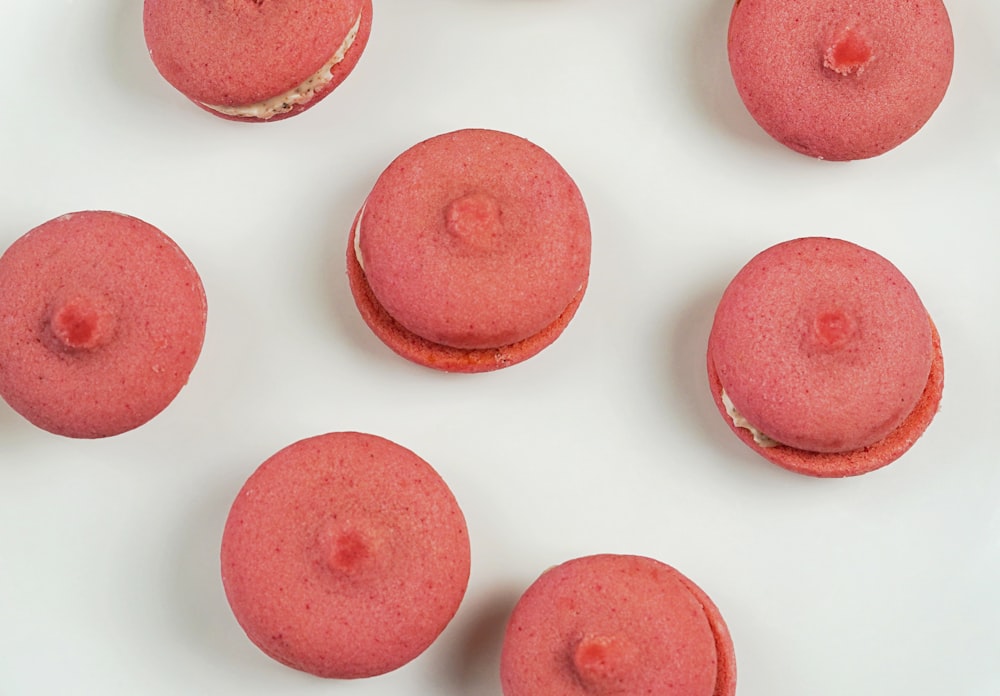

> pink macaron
[143,0,372,122]
[500,554,736,696]
[707,237,943,477]
[220,432,471,678]
[0,211,207,438]
[728,0,954,160]
[347,128,592,372]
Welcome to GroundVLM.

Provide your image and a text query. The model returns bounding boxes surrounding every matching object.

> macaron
[728,0,954,160]
[707,237,943,477]
[143,0,372,122]
[220,432,471,678]
[347,128,592,372]
[500,554,736,696]
[0,211,207,438]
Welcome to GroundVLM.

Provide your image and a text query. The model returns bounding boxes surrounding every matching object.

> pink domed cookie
[347,128,591,373]
[0,211,206,438]
[728,0,954,160]
[220,432,471,678]
[500,554,736,696]
[707,237,944,477]
[143,0,372,122]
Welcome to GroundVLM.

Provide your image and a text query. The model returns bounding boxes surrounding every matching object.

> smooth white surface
[1,1,998,694]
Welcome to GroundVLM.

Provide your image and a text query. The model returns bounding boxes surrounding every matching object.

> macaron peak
[571,634,638,692]
[46,294,118,353]
[444,191,506,253]
[824,24,875,76]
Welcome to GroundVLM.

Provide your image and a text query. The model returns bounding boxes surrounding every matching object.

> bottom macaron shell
[346,217,587,373]
[499,555,736,696]
[707,318,944,477]
[220,432,471,678]
[672,569,737,696]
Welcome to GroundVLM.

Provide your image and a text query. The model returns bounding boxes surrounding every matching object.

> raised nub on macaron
[824,25,874,75]
[445,191,504,252]
[571,634,636,692]
[47,296,116,352]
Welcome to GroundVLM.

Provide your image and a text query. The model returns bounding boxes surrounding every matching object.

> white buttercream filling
[203,12,362,119]
[352,202,366,270]
[721,389,779,447]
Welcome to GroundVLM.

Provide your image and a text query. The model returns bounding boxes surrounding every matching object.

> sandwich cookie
[707,237,943,476]
[143,0,372,121]
[347,128,591,372]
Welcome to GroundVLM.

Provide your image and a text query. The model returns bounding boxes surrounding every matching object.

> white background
[1,1,998,694]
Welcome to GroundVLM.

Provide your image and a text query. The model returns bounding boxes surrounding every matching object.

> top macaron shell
[708,237,937,462]
[356,129,591,352]
[0,211,207,438]
[143,0,371,120]
[728,0,954,160]
[220,432,471,679]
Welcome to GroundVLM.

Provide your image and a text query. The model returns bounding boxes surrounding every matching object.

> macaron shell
[347,213,588,373]
[0,211,206,438]
[220,432,471,678]
[707,317,944,477]
[356,128,591,352]
[728,0,954,160]
[500,554,735,696]
[143,0,371,118]
[672,568,738,696]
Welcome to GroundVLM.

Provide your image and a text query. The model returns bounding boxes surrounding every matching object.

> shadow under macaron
[437,586,521,696]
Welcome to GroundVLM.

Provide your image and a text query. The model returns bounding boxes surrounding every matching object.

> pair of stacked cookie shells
[0,0,955,692]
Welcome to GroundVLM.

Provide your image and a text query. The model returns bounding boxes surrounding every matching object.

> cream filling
[352,201,367,271]
[203,12,362,119]
[721,389,779,448]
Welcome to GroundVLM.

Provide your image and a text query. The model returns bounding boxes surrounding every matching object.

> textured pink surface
[143,0,371,120]
[350,128,591,369]
[347,214,587,373]
[500,554,736,696]
[707,324,943,477]
[220,432,471,678]
[728,0,954,160]
[707,237,943,476]
[0,211,206,438]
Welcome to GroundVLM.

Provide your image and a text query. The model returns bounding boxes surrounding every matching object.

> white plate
[1,1,997,694]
